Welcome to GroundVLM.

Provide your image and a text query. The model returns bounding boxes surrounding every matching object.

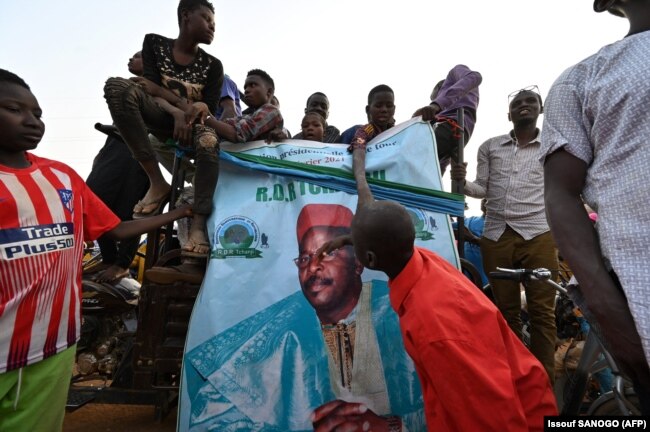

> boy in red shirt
[315,124,557,431]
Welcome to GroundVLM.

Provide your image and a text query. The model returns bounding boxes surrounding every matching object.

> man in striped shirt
[451,87,558,384]
[0,69,191,432]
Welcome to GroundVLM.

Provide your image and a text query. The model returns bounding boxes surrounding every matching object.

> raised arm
[315,139,372,257]
[352,141,374,212]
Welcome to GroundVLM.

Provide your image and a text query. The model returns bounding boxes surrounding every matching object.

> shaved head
[352,201,414,273]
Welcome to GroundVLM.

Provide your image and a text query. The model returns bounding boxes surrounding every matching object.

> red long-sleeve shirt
[389,247,557,431]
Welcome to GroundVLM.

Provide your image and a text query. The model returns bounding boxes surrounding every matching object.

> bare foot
[95,265,130,283]
[182,215,210,257]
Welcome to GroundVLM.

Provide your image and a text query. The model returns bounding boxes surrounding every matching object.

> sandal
[181,238,211,259]
[132,191,171,219]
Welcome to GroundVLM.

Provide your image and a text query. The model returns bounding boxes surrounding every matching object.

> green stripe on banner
[225,151,464,202]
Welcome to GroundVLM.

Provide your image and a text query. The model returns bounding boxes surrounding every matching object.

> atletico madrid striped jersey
[0,153,120,373]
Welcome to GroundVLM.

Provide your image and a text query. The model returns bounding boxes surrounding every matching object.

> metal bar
[453,109,466,258]
[163,147,184,254]
[561,330,601,415]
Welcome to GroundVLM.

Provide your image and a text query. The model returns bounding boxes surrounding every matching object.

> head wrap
[296,204,353,243]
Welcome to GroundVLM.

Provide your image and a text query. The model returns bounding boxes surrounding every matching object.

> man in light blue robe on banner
[184,203,424,431]
[179,118,465,431]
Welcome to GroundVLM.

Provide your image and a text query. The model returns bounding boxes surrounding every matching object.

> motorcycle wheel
[587,388,641,416]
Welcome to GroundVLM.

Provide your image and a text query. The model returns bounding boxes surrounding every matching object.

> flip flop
[181,239,211,259]
[132,191,171,219]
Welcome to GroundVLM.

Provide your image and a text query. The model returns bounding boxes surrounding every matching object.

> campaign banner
[179,118,461,431]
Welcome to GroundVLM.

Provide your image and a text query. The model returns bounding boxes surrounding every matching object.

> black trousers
[86,135,149,269]
[434,121,470,175]
[103,77,219,215]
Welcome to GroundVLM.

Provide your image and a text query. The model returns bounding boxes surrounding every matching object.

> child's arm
[130,76,209,126]
[315,137,375,258]
[105,205,192,240]
[315,234,354,257]
[206,105,282,143]
[349,126,375,212]
[181,60,223,126]
[264,127,288,144]
[352,141,374,212]
[130,76,178,103]
[412,103,441,121]
[139,34,221,124]
[151,96,193,145]
[218,97,238,120]
[204,116,238,142]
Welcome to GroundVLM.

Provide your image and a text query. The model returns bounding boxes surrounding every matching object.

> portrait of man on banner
[184,203,425,431]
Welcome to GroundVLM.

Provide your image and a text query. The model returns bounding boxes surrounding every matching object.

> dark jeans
[103,77,219,215]
[86,136,149,269]
[434,121,470,175]
[481,227,558,382]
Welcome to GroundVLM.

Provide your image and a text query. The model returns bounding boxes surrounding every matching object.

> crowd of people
[1,0,649,430]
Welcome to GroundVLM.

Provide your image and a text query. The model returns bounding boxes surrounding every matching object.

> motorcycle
[66,242,144,410]
[67,245,199,421]
[75,277,139,380]
[66,123,197,418]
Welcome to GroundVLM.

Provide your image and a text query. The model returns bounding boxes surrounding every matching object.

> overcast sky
[0,0,628,214]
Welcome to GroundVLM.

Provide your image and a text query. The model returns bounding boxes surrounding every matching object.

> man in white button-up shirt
[452,88,558,383]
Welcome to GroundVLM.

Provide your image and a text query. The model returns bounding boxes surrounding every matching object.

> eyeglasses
[508,85,541,104]
[293,249,341,268]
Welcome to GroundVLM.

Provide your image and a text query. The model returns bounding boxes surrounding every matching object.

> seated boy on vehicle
[204,68,283,144]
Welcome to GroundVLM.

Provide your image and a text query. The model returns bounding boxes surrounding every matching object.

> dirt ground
[63,403,177,432]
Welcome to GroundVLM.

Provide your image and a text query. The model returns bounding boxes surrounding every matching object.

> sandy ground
[63,403,177,432]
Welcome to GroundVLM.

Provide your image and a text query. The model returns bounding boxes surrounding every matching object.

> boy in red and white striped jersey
[0,69,191,432]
